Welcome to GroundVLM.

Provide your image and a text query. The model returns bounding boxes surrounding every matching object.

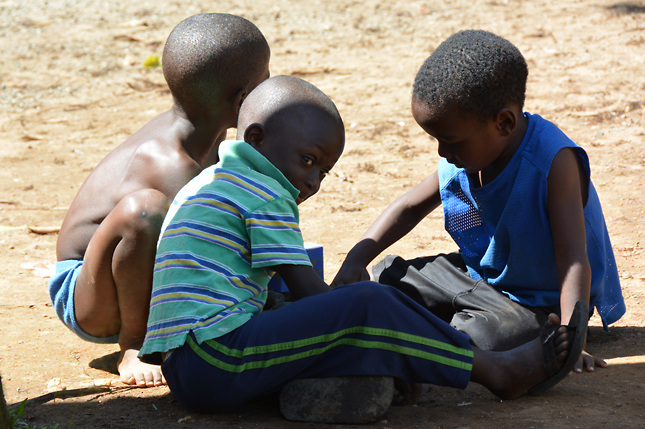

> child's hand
[575,350,608,373]
[331,264,370,287]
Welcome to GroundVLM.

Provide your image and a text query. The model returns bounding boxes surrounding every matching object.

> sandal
[528,300,588,396]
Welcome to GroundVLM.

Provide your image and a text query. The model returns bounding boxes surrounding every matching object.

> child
[333,30,625,373]
[138,75,587,414]
[49,13,270,388]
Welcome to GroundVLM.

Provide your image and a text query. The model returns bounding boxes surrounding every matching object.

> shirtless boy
[49,13,270,387]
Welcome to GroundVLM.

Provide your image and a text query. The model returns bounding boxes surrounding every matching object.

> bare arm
[332,171,442,286]
[274,264,331,300]
[547,148,602,372]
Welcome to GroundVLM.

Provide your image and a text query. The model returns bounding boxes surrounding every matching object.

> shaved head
[163,13,270,112]
[236,75,345,204]
[237,75,343,139]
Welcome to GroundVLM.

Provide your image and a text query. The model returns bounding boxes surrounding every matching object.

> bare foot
[472,313,575,399]
[118,348,166,387]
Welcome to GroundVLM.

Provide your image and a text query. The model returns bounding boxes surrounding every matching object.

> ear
[230,88,250,126]
[244,123,265,150]
[495,108,518,137]
[236,88,249,111]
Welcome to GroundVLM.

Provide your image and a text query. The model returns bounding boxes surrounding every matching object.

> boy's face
[411,97,508,174]
[249,111,344,205]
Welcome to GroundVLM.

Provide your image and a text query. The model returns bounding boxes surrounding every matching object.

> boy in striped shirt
[139,75,586,414]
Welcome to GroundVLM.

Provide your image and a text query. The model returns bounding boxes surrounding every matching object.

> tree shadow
[12,387,286,429]
[11,326,644,428]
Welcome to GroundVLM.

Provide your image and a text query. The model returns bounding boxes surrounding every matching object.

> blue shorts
[48,259,119,344]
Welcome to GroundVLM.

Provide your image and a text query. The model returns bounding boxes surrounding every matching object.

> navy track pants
[162,282,474,412]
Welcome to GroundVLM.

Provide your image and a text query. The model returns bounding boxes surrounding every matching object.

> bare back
[56,110,203,261]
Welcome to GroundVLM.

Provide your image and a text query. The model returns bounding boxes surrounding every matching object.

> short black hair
[163,13,270,111]
[413,30,528,120]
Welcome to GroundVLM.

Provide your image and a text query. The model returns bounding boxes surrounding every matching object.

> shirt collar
[217,140,300,200]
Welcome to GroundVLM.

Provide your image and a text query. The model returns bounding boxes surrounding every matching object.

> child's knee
[337,281,394,306]
[118,189,169,233]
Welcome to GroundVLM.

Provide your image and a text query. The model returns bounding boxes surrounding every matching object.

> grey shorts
[373,253,555,351]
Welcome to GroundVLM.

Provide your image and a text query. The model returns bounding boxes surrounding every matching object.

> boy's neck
[171,106,229,167]
[476,113,528,187]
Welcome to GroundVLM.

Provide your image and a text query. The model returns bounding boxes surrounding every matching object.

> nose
[305,170,321,196]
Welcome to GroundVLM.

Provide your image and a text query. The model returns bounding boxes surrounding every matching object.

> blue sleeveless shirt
[438,113,625,328]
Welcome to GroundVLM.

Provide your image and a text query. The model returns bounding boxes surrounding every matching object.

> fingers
[581,351,608,372]
[574,356,584,373]
[331,267,369,287]
[574,351,607,373]
[594,355,608,369]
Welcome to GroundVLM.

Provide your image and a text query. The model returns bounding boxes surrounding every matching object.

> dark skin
[333,96,605,373]
[235,84,578,399]
[471,313,571,399]
[171,77,578,401]
[244,100,578,398]
[56,63,269,388]
[241,103,345,299]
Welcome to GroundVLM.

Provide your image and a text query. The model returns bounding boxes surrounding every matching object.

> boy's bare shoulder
[55,111,206,260]
[97,112,203,197]
[118,139,201,201]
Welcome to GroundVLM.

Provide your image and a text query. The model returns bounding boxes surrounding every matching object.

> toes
[134,372,148,387]
[153,370,165,387]
[135,370,157,388]
[137,367,166,387]
[118,354,164,388]
[555,338,569,356]
[121,374,137,385]
[547,313,561,326]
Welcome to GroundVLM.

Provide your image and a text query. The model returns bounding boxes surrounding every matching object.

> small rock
[177,415,192,423]
[280,376,394,424]
[46,377,65,392]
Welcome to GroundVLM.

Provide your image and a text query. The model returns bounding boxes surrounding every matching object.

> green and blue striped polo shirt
[140,140,311,360]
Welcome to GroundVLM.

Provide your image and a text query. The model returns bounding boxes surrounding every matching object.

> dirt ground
[1,0,644,427]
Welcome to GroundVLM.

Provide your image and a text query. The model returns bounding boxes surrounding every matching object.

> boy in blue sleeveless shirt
[333,30,624,373]
[138,75,587,414]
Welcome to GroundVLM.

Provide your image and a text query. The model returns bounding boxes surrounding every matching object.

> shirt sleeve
[245,197,311,269]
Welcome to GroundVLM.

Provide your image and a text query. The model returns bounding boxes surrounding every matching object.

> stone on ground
[279,376,394,424]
